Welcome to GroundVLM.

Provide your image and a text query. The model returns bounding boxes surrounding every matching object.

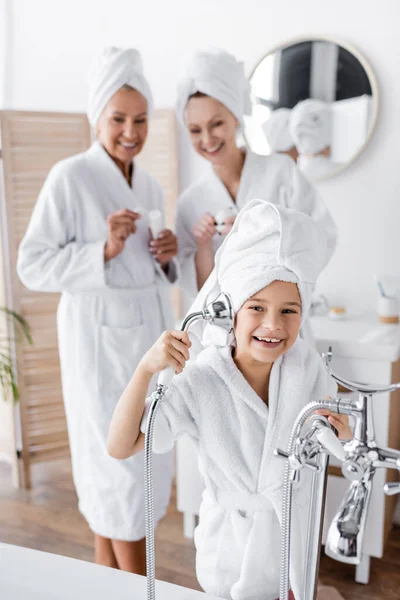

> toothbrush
[377,279,387,298]
[374,274,387,297]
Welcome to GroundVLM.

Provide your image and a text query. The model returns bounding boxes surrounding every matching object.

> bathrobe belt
[206,488,275,513]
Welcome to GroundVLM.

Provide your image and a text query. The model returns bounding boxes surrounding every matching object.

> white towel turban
[289,99,332,155]
[263,108,294,152]
[176,49,252,129]
[215,199,327,319]
[87,47,153,126]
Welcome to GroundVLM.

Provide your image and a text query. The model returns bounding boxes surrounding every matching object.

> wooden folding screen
[0,109,179,488]
[0,111,91,487]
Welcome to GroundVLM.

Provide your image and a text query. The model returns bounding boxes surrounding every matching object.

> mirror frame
[246,36,380,182]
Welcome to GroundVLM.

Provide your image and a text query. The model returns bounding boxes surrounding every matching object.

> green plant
[0,307,32,402]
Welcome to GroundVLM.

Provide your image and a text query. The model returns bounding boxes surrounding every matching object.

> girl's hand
[314,409,352,441]
[192,213,216,248]
[140,330,191,375]
[104,209,141,261]
[149,229,178,265]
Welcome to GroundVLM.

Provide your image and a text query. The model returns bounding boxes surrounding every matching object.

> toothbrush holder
[377,296,399,324]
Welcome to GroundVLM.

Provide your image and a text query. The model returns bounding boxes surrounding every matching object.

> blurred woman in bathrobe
[175,49,337,307]
[17,47,176,574]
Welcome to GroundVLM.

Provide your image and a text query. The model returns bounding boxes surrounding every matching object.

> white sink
[311,314,400,361]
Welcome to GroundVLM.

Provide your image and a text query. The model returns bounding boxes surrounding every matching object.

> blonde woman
[17,47,176,573]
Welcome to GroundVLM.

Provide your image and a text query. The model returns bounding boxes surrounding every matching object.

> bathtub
[0,542,222,600]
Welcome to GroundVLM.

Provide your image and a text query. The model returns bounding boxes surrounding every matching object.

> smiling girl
[108,200,349,600]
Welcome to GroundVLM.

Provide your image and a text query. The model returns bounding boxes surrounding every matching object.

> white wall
[1,0,399,315]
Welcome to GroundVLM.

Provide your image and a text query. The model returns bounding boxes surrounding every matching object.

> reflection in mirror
[245,38,378,181]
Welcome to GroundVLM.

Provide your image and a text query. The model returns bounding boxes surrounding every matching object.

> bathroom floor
[0,459,399,599]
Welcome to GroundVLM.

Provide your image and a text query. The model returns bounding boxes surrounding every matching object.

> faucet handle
[274,448,290,460]
[274,448,319,472]
[383,482,400,496]
[315,427,346,461]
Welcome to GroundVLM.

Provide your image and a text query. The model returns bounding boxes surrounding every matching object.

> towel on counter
[176,48,252,129]
[87,46,153,126]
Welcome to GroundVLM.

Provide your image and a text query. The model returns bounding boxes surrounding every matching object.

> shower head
[203,292,234,333]
[157,292,233,387]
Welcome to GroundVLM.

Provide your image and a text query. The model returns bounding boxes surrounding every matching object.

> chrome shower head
[203,292,234,333]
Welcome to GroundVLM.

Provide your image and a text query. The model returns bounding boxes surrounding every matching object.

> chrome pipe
[278,399,339,600]
[302,451,329,600]
[322,348,400,395]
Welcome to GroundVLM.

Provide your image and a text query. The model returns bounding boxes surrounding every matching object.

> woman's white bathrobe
[142,340,337,600]
[17,142,175,540]
[176,151,337,305]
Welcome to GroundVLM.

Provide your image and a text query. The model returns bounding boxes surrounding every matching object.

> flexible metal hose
[144,386,164,600]
[144,311,203,600]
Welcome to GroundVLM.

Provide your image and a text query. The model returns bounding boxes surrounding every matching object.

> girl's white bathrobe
[142,340,337,600]
[176,151,337,305]
[17,141,175,540]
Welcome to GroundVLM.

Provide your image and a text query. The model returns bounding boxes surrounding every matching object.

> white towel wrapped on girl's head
[216,199,326,316]
[188,199,327,350]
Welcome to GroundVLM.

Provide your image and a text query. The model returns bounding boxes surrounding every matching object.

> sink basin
[311,315,400,361]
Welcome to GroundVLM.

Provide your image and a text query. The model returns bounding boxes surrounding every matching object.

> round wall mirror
[244,37,379,182]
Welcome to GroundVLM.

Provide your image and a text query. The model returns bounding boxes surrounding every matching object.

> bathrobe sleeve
[17,164,107,293]
[286,159,337,268]
[140,367,199,454]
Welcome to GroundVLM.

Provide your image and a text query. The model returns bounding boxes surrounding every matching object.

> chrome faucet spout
[325,476,373,565]
[277,348,400,599]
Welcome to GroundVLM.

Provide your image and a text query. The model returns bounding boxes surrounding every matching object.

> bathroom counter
[0,543,222,600]
[311,314,400,362]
